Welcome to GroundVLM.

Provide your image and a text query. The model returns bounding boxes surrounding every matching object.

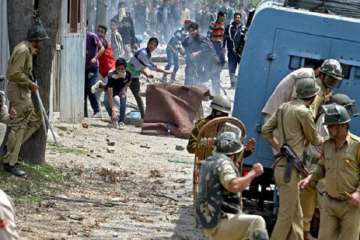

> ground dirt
[13,62,235,239]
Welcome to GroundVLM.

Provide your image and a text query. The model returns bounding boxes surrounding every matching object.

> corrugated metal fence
[59,34,85,122]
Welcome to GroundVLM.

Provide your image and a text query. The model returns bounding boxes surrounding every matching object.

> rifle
[276,107,310,182]
[235,8,255,56]
[275,144,310,182]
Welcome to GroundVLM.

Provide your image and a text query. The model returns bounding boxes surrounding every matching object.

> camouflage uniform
[4,41,41,166]
[197,153,268,240]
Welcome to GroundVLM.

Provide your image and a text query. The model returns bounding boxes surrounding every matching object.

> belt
[325,192,348,202]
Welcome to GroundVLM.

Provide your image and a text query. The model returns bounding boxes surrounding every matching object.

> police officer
[311,59,344,116]
[302,93,359,240]
[0,190,19,239]
[187,95,231,154]
[299,104,360,240]
[261,59,343,240]
[262,76,323,240]
[3,21,48,176]
[196,126,269,240]
[330,94,359,118]
[187,95,256,156]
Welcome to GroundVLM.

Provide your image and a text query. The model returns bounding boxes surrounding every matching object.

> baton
[34,82,58,144]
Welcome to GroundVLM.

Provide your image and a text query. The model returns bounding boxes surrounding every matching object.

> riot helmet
[215,123,244,155]
[322,103,351,125]
[320,59,343,87]
[330,94,359,118]
[26,20,49,41]
[210,95,231,114]
[295,76,320,99]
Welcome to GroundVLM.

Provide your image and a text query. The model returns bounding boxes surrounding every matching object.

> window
[288,56,323,70]
[288,56,302,70]
[289,55,357,80]
[340,63,351,80]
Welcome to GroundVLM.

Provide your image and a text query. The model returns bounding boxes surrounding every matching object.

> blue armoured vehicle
[232,0,360,229]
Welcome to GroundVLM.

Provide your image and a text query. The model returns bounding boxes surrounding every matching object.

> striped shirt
[208,21,225,42]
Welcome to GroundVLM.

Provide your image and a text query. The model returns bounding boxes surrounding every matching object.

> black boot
[3,164,26,177]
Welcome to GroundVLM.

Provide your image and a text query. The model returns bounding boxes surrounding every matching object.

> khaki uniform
[310,78,331,118]
[262,99,322,240]
[301,113,328,232]
[262,68,315,115]
[300,79,330,233]
[187,116,212,153]
[311,133,360,240]
[262,68,329,234]
[4,41,41,166]
[203,159,268,240]
[0,190,19,240]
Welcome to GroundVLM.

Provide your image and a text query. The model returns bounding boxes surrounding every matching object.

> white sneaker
[118,122,125,130]
[91,80,105,94]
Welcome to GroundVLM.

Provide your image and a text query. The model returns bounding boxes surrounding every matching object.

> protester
[110,19,125,60]
[85,30,104,117]
[104,58,132,130]
[162,20,191,82]
[127,37,172,119]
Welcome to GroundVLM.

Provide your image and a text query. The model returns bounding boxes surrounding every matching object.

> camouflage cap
[320,59,343,80]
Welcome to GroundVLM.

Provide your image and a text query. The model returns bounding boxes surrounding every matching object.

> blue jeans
[104,91,127,123]
[165,47,179,73]
[84,68,100,117]
[212,41,225,66]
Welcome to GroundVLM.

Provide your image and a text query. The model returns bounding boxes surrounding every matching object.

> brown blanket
[141,84,210,138]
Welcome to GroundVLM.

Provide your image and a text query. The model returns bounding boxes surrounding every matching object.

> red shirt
[98,41,116,78]
[209,21,225,42]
